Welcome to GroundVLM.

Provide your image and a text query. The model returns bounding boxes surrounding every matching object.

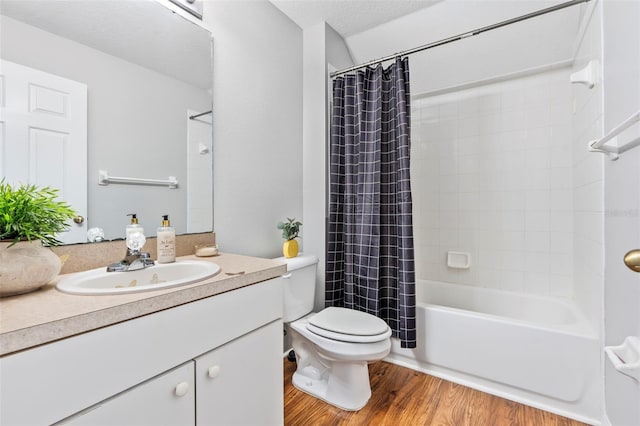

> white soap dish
[605,336,640,382]
[447,251,471,269]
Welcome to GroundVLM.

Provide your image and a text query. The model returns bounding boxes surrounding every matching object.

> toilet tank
[275,254,318,322]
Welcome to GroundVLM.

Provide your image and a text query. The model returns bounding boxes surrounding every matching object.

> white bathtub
[385,280,601,424]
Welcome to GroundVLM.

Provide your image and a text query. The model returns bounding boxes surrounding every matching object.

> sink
[56,260,221,295]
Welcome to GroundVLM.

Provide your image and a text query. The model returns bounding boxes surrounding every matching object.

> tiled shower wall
[411,67,574,297]
[571,2,603,331]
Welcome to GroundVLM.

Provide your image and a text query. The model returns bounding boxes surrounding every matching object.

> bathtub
[385,280,601,424]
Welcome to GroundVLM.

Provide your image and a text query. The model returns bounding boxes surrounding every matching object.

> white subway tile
[478,249,502,268]
[525,190,551,211]
[500,269,525,292]
[502,250,525,271]
[550,253,573,276]
[458,155,481,175]
[524,148,551,170]
[502,210,525,231]
[526,210,551,232]
[549,210,573,232]
[525,252,550,274]
[502,231,525,251]
[550,232,573,254]
[524,272,550,295]
[525,231,550,252]
[502,192,526,211]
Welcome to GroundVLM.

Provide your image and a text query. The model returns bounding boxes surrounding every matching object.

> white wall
[567,5,605,419]
[187,109,213,234]
[207,0,303,258]
[302,22,353,311]
[601,0,640,424]
[412,67,574,296]
[570,0,604,338]
[345,0,582,95]
[1,15,210,239]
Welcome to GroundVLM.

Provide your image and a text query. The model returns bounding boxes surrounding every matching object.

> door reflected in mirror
[0,0,213,243]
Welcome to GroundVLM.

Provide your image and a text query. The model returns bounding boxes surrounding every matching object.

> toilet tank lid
[273,254,318,271]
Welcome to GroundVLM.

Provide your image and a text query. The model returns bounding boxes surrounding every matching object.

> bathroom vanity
[0,253,286,425]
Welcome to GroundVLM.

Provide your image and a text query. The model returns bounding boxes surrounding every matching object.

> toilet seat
[306,307,391,343]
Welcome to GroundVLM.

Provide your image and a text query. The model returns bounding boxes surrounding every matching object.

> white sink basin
[56,260,221,295]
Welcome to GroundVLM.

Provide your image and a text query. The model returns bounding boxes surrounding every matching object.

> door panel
[0,60,87,243]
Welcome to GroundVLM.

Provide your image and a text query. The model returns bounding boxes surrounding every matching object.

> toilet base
[287,312,391,411]
[292,360,372,411]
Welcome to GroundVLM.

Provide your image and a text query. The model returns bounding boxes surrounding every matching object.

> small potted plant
[277,217,302,258]
[0,179,76,296]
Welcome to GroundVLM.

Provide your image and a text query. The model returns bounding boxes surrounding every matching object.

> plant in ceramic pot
[277,217,302,258]
[0,179,76,297]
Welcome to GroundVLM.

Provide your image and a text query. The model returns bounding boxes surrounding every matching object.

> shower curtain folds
[326,57,416,348]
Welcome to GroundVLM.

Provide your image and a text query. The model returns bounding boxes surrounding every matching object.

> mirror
[0,0,213,243]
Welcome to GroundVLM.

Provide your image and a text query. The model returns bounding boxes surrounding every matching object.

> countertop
[0,253,286,356]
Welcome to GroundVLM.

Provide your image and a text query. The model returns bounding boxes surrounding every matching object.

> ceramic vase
[0,240,62,297]
[283,239,299,258]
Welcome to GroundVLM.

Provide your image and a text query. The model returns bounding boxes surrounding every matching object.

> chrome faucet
[107,231,155,272]
[107,249,155,272]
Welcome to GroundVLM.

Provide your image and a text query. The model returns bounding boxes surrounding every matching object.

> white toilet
[277,254,392,411]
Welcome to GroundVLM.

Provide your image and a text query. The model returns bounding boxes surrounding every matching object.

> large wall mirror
[0,0,213,244]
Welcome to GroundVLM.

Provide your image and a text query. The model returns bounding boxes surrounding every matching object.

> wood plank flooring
[284,359,589,426]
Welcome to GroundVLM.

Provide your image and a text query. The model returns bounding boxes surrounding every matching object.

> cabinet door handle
[174,381,190,397]
[208,365,221,379]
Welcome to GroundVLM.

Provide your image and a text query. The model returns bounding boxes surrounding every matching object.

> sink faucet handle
[126,231,146,252]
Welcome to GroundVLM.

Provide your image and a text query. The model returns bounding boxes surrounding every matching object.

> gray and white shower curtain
[326,57,416,349]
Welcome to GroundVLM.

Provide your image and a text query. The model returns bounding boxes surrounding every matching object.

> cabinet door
[196,320,283,426]
[60,362,195,426]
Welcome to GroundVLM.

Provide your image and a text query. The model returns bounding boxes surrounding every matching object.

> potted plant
[277,217,302,258]
[0,179,76,296]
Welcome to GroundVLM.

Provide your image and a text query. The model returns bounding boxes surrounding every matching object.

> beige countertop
[0,253,286,356]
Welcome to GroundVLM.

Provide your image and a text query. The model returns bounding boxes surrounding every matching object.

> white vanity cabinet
[0,277,284,426]
[196,320,284,425]
[60,362,196,425]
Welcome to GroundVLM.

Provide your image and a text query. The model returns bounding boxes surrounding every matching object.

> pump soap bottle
[157,215,176,263]
[126,214,144,238]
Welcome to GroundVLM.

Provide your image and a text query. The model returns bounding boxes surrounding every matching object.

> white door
[0,60,87,244]
[602,1,640,424]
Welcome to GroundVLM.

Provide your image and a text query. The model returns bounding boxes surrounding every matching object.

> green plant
[0,179,76,246]
[277,217,302,241]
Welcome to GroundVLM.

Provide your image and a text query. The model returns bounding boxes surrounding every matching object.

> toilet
[277,254,392,411]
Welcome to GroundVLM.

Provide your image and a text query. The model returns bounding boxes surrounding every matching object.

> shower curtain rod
[330,0,590,78]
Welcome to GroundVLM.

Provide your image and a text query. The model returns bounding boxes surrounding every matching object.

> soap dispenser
[157,215,176,263]
[126,213,144,238]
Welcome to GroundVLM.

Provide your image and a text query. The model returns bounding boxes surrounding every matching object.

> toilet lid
[307,307,391,343]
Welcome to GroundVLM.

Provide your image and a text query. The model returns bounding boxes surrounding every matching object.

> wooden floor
[284,359,589,426]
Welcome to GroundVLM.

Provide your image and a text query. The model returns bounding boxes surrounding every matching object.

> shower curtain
[326,57,416,349]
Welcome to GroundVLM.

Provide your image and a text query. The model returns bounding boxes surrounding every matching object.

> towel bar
[589,110,640,160]
[98,170,178,188]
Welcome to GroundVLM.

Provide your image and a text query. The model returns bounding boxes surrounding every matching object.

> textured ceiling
[269,0,440,37]
[0,0,212,89]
